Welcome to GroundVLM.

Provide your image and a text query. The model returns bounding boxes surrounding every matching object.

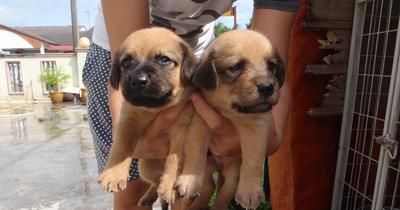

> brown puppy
[96,27,208,209]
[190,30,285,209]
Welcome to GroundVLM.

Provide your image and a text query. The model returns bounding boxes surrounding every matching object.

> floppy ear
[192,51,218,90]
[109,49,122,90]
[268,51,285,87]
[180,42,198,85]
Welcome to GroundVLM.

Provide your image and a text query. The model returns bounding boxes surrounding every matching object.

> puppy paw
[97,169,127,192]
[175,174,202,198]
[157,176,177,203]
[235,183,265,209]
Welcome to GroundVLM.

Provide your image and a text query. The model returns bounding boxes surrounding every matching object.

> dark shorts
[82,43,139,181]
[254,0,300,12]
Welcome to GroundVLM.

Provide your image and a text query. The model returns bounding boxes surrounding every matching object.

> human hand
[190,92,242,157]
[191,92,281,157]
[132,102,187,159]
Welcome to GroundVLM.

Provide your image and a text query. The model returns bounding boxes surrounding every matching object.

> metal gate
[331,0,400,209]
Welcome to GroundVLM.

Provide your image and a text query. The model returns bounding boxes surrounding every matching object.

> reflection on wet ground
[0,103,113,209]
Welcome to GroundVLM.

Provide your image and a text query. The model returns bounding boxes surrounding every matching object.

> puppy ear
[193,51,218,90]
[268,51,285,87]
[109,49,122,90]
[180,42,198,85]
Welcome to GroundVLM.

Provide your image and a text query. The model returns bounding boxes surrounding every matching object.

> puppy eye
[228,61,245,72]
[156,55,172,65]
[267,60,276,71]
[267,60,276,74]
[121,57,134,69]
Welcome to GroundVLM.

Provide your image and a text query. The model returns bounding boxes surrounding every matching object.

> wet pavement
[0,103,162,210]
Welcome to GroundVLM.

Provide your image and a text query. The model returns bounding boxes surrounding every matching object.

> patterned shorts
[82,43,139,181]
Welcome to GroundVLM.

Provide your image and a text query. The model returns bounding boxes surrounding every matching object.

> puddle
[0,103,114,209]
[0,106,34,118]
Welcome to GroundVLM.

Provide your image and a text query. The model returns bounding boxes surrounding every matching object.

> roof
[0,24,57,45]
[14,25,93,45]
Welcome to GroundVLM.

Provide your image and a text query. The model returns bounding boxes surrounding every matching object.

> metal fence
[331,0,400,209]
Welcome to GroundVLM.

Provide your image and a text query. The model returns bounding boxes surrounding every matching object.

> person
[82,0,299,209]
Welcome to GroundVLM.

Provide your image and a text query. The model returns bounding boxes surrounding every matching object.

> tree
[214,22,232,37]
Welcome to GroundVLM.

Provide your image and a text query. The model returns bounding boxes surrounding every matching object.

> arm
[252,8,296,155]
[102,0,149,56]
[102,0,150,125]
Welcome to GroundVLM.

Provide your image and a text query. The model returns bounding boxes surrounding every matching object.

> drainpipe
[70,0,79,52]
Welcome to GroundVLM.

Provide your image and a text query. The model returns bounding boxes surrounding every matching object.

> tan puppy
[96,27,208,209]
[190,30,285,209]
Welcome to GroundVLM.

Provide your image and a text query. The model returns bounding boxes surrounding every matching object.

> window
[42,61,56,71]
[41,61,57,93]
[6,62,24,94]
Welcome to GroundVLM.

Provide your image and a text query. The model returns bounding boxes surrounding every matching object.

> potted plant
[39,66,70,104]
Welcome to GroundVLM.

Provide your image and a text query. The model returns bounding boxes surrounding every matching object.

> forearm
[252,9,296,155]
[102,0,150,125]
[108,85,124,127]
[102,0,150,57]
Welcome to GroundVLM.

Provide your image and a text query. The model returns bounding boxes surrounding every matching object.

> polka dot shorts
[82,43,139,181]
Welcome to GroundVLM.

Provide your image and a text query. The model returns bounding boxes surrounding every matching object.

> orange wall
[269,0,342,209]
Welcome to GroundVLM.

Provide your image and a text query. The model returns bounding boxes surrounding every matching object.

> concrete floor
[0,103,162,210]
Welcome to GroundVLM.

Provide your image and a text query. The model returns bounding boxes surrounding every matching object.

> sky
[0,0,253,29]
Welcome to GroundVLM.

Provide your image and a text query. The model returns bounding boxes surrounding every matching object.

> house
[0,24,91,102]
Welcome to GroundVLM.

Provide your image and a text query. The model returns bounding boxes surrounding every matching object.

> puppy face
[193,30,285,114]
[110,27,196,108]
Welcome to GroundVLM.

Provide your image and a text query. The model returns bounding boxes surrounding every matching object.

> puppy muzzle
[122,70,173,108]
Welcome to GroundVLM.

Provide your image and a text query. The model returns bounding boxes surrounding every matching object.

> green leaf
[38,66,70,92]
[214,22,233,37]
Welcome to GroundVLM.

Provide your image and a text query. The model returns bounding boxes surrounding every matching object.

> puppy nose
[257,83,274,97]
[130,73,149,88]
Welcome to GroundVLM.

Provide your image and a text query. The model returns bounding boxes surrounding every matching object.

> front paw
[157,176,177,203]
[97,169,128,192]
[175,174,202,198]
[235,182,265,209]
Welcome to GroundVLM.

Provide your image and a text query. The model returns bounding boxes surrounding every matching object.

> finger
[142,102,187,140]
[190,93,223,131]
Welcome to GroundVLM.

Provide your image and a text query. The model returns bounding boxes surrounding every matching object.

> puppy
[97,27,208,209]
[190,30,285,209]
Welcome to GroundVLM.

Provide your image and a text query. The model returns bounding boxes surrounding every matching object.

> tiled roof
[14,25,93,45]
[0,24,57,45]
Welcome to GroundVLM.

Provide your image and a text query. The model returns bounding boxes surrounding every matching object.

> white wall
[0,50,88,102]
[0,29,33,49]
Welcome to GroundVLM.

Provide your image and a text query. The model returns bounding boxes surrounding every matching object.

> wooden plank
[302,19,353,30]
[305,64,348,74]
[307,106,344,117]
[308,0,355,22]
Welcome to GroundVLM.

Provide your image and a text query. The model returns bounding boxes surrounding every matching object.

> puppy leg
[157,106,192,203]
[138,159,165,208]
[212,157,241,210]
[176,113,209,198]
[188,156,218,210]
[235,120,270,209]
[97,105,153,192]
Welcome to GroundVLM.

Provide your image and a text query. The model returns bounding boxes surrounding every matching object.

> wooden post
[233,6,237,29]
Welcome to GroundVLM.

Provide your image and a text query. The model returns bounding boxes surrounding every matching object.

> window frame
[6,61,24,95]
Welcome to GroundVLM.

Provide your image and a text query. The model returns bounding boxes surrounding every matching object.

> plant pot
[63,92,77,102]
[50,92,64,104]
[81,88,88,104]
